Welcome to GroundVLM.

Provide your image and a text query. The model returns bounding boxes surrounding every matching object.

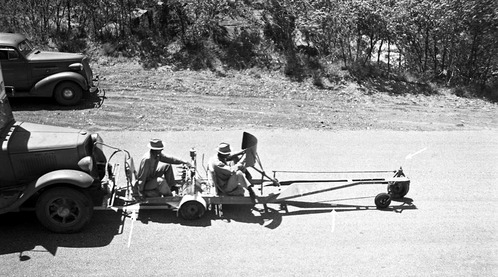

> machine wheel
[54,81,83,106]
[178,200,206,220]
[388,181,410,199]
[374,193,391,209]
[35,187,93,233]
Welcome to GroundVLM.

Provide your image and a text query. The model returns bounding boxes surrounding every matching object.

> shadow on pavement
[136,208,214,227]
[0,210,123,258]
[134,197,417,230]
[134,204,281,229]
[284,197,417,214]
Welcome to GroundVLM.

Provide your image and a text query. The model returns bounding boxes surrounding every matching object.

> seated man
[135,139,191,198]
[208,142,253,197]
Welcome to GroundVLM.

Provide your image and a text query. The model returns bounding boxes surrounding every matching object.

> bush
[224,29,261,69]
[487,78,498,101]
[283,52,306,81]
[346,60,384,81]
[58,38,87,53]
[453,81,498,102]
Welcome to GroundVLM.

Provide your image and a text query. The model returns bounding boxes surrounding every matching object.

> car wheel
[374,193,391,209]
[35,187,93,233]
[54,81,83,106]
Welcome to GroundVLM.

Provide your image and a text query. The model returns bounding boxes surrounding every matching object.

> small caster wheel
[375,193,391,209]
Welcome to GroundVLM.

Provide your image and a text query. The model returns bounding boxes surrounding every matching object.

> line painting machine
[100,132,412,220]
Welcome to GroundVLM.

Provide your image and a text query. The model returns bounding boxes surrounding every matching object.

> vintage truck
[0,63,108,233]
[0,32,99,105]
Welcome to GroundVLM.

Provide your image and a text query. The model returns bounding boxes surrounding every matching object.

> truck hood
[7,122,89,154]
[27,50,84,62]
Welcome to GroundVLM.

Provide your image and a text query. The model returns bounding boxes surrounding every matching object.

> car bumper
[89,75,106,106]
[89,75,100,93]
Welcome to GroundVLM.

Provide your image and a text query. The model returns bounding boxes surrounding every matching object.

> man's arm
[226,149,246,161]
[234,154,246,170]
[159,152,191,166]
[212,159,245,179]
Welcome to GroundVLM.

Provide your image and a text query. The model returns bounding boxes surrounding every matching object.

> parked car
[0,63,108,232]
[0,32,99,105]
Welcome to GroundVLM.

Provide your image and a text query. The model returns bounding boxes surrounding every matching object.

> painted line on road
[331,209,336,233]
[126,204,140,248]
[127,219,135,248]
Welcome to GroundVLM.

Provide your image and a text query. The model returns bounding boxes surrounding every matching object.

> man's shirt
[136,151,185,189]
[208,155,245,188]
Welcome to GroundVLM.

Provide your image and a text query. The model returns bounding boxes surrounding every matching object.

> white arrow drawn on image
[405,147,428,160]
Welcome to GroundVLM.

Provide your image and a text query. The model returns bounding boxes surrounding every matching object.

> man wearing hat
[208,142,252,196]
[135,139,191,198]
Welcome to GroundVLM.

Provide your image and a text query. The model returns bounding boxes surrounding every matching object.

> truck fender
[30,72,88,97]
[34,169,95,190]
[0,169,94,214]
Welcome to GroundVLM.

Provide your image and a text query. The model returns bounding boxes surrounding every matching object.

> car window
[8,49,19,60]
[0,49,7,60]
[0,47,20,60]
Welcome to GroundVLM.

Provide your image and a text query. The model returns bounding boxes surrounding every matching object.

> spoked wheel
[178,200,206,220]
[374,193,392,209]
[35,187,93,233]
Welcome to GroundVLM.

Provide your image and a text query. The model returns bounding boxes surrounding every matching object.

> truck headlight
[91,133,103,144]
[78,156,94,173]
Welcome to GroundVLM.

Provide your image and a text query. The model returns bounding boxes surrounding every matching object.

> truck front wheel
[35,187,93,233]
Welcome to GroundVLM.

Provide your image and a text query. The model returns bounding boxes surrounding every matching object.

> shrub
[224,29,261,69]
[58,38,87,53]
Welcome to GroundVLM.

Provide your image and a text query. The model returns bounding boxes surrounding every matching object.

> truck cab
[0,62,107,233]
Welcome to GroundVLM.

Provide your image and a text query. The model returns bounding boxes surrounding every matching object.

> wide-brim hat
[148,139,164,150]
[217,142,231,155]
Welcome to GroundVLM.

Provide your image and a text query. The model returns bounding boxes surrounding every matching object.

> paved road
[1,130,497,276]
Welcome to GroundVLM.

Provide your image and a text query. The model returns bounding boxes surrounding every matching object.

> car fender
[30,72,88,97]
[0,169,94,214]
